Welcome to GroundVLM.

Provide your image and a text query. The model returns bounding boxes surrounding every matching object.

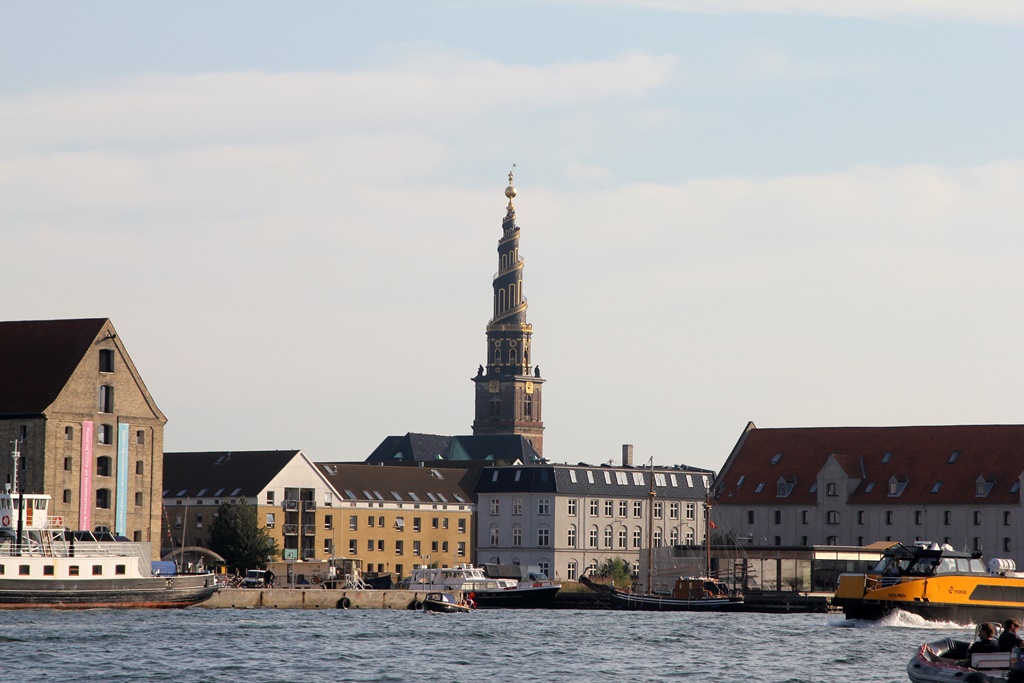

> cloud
[557,0,1024,25]
[0,51,678,154]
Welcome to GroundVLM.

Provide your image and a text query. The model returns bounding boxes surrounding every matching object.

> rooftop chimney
[622,444,633,467]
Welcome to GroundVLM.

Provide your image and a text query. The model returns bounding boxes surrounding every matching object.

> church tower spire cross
[472,167,545,456]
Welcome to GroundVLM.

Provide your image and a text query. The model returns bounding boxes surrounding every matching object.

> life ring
[338,597,351,610]
[410,600,423,610]
[312,576,320,585]
[0,515,9,526]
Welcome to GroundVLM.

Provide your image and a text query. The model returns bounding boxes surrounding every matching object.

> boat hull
[0,574,218,609]
[907,638,1024,683]
[470,585,561,608]
[606,589,744,612]
[835,571,1024,624]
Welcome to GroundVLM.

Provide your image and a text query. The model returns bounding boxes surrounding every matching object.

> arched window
[567,525,577,548]
[567,561,578,581]
[509,348,517,365]
[135,460,144,475]
[96,489,112,509]
[669,528,679,545]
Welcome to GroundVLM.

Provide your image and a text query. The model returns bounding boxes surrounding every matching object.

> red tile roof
[0,318,109,415]
[716,424,1024,506]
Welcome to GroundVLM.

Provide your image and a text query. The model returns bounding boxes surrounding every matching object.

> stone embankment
[203,588,440,609]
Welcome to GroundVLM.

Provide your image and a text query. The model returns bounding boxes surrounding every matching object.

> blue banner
[116,422,129,536]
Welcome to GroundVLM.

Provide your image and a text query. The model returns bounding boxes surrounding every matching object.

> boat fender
[338,597,351,610]
[1,515,9,526]
[411,600,423,610]
[963,673,994,683]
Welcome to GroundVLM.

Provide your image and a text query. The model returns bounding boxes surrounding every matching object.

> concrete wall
[203,588,452,610]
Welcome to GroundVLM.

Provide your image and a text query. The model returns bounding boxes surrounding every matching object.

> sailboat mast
[705,488,712,576]
[646,458,655,594]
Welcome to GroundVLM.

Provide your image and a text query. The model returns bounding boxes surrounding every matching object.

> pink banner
[80,421,93,531]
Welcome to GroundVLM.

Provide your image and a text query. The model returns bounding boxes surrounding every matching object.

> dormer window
[887,476,907,497]
[777,476,795,498]
[976,476,994,497]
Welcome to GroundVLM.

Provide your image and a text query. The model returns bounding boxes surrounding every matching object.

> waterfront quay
[202,586,836,611]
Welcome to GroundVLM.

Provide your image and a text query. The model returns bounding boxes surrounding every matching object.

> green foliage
[597,557,633,586]
[207,498,280,572]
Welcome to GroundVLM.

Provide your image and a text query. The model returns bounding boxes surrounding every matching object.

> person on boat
[967,622,1000,657]
[999,619,1024,652]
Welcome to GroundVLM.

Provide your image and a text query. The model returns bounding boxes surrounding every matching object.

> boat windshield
[873,552,988,577]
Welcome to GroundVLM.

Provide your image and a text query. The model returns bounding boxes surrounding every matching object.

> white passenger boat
[408,563,559,608]
[0,490,216,609]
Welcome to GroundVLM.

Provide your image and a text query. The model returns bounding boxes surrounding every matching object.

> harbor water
[1,607,979,682]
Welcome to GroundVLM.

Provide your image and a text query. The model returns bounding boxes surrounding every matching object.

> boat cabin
[672,577,731,600]
[869,542,989,579]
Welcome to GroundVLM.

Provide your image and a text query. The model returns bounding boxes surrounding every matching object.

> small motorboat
[421,592,472,614]
[907,637,1024,683]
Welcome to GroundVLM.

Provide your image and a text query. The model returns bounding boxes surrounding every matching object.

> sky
[2,1,1023,473]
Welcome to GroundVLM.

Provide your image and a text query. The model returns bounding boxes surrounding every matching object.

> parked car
[241,569,267,588]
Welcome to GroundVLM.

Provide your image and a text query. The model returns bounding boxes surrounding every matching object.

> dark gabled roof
[475,464,712,499]
[365,433,453,463]
[364,433,542,464]
[716,424,1024,506]
[162,451,302,498]
[451,435,542,463]
[315,462,480,505]
[0,318,108,415]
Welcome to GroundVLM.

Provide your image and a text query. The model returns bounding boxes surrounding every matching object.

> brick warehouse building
[0,318,166,557]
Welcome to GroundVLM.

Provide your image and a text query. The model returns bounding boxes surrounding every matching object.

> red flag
[709,521,717,529]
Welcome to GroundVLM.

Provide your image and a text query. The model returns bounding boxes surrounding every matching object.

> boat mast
[646,457,655,594]
[704,487,712,577]
[11,439,23,556]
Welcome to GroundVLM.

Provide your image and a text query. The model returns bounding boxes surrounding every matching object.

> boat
[580,573,744,611]
[421,591,472,613]
[407,563,555,608]
[480,563,562,607]
[833,540,1024,623]
[0,459,217,609]
[907,636,1024,683]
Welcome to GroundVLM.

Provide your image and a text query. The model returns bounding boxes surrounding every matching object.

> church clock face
[488,380,500,393]
[525,381,534,394]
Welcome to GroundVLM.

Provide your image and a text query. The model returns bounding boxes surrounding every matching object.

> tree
[207,498,280,572]
[597,557,633,587]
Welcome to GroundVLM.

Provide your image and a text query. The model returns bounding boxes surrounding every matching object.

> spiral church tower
[471,169,545,456]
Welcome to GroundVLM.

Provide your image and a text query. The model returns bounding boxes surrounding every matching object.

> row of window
[750,509,1013,526]
[62,424,146,446]
[0,563,126,577]
[489,497,698,520]
[488,524,694,549]
[64,456,146,476]
[347,515,466,533]
[345,538,467,557]
[752,535,1014,553]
